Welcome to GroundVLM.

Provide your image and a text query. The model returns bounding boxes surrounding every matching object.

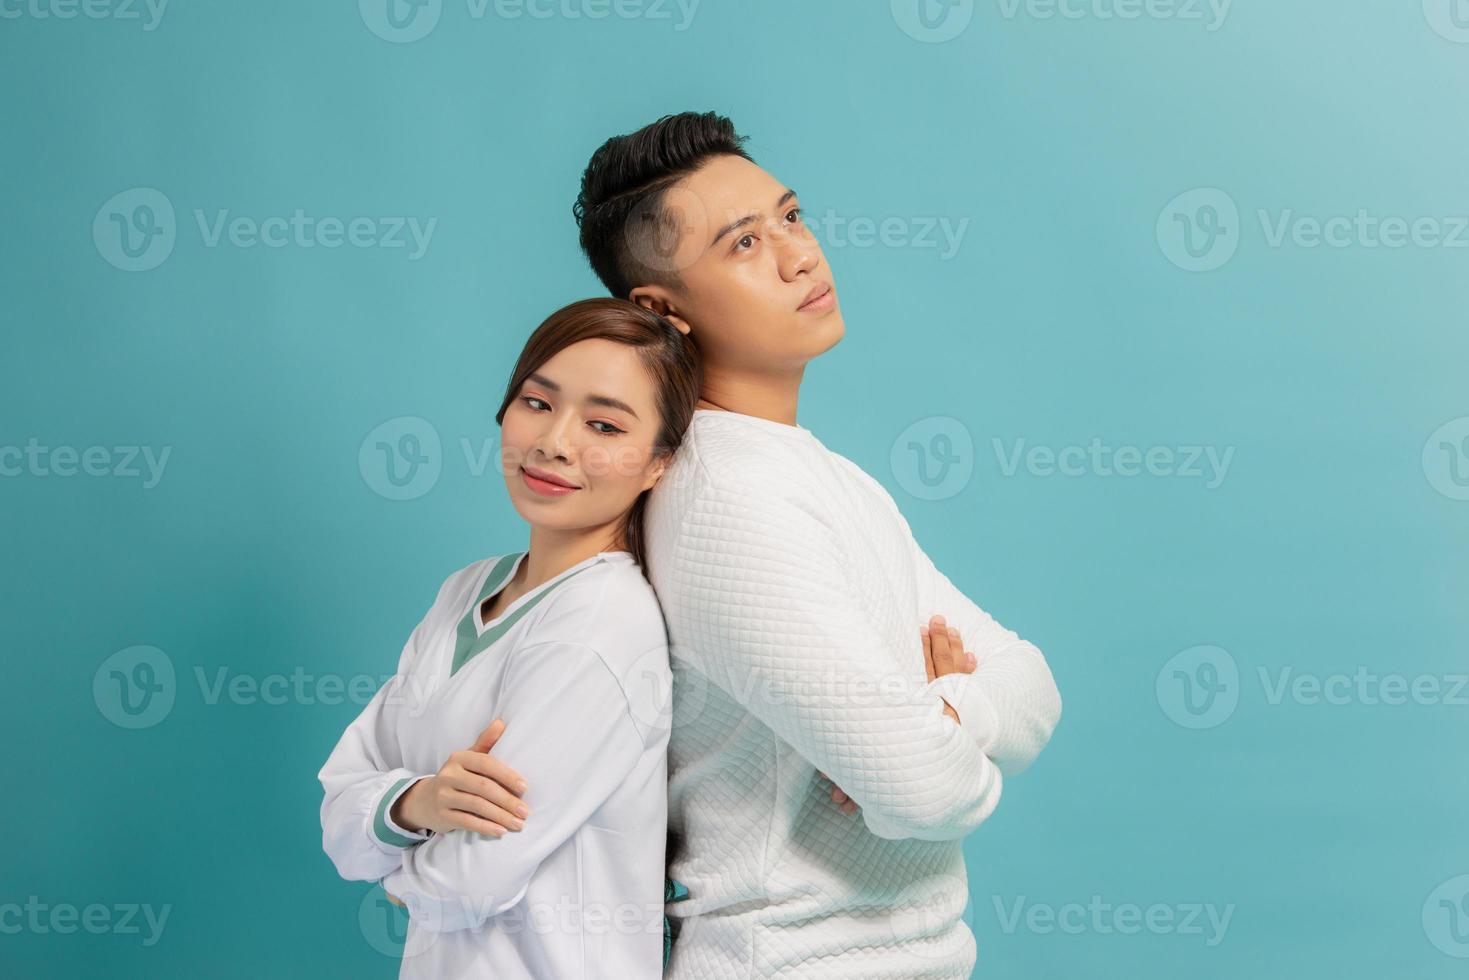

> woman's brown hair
[494,297,700,572]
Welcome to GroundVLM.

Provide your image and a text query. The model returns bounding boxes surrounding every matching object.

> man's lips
[798,283,835,311]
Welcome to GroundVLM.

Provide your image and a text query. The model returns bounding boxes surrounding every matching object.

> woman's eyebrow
[526,373,639,420]
[710,188,797,248]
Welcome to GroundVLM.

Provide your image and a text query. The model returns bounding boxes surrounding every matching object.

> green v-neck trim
[448,553,602,677]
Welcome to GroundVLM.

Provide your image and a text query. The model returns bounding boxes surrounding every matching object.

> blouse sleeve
[380,640,649,933]
[317,563,478,882]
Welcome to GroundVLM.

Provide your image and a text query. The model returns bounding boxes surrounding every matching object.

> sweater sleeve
[380,640,646,933]
[836,456,1063,776]
[911,549,1062,776]
[657,470,1004,843]
[317,563,478,882]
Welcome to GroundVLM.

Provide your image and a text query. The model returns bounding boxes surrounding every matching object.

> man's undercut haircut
[574,111,754,299]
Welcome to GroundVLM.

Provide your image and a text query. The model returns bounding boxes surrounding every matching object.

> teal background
[3,1,1467,976]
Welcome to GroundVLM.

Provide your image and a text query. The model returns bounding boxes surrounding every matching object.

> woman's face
[499,337,669,543]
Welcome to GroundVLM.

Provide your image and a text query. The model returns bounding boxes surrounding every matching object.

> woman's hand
[820,615,977,815]
[390,718,533,838]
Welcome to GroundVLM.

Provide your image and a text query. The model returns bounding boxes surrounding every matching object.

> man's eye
[787,207,802,223]
[735,234,755,251]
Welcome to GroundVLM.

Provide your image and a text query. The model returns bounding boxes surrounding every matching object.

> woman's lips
[521,467,580,497]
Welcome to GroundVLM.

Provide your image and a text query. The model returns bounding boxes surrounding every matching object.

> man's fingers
[930,617,951,670]
[469,717,505,753]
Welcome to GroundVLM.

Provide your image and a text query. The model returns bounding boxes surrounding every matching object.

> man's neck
[696,367,805,426]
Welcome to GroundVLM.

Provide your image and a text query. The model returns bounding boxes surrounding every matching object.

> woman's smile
[520,464,582,497]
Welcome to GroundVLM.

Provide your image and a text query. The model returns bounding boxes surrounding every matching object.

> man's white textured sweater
[645,409,1062,979]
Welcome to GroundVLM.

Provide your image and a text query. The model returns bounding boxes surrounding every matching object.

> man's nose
[777,227,817,280]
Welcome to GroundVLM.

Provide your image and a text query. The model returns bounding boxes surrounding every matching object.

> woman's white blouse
[318,550,672,979]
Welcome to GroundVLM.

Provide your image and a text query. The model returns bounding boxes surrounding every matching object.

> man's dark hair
[573,111,754,299]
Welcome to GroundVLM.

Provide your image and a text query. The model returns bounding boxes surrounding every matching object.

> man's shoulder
[653,417,822,512]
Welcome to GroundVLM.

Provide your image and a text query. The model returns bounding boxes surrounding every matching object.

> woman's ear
[629,287,693,337]
[640,451,671,493]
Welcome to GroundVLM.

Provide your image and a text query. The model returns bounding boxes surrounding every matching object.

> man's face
[628,154,844,373]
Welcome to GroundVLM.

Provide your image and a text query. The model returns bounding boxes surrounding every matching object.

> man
[572,111,1062,977]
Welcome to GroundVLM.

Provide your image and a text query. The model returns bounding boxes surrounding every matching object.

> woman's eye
[589,421,625,436]
[521,395,549,411]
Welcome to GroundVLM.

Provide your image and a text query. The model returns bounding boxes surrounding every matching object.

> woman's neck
[512,525,622,597]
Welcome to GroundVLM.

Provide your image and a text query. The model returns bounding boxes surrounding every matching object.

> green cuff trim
[373,777,422,848]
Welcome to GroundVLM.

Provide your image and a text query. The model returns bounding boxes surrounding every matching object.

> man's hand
[390,718,532,838]
[820,615,977,816]
[384,891,405,908]
[923,614,976,724]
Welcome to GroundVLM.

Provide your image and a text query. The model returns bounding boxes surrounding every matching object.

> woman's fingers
[448,810,515,838]
[455,750,529,798]
[447,769,530,820]
[922,625,935,681]
[468,717,506,753]
[444,789,526,833]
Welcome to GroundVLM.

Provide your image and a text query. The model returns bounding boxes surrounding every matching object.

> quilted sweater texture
[645,409,1062,979]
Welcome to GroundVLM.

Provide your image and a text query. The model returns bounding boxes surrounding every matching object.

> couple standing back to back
[319,110,1063,979]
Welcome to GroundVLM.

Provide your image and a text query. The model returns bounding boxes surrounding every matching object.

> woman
[318,297,698,978]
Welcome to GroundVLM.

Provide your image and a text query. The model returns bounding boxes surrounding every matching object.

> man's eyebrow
[710,189,798,249]
[524,373,640,420]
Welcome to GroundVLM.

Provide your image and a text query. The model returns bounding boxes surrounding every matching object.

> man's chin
[805,314,845,357]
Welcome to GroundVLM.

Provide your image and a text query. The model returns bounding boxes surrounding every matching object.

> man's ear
[628,286,693,338]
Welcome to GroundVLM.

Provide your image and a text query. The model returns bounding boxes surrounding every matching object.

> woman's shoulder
[526,556,672,742]
[533,554,667,652]
[424,552,515,618]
